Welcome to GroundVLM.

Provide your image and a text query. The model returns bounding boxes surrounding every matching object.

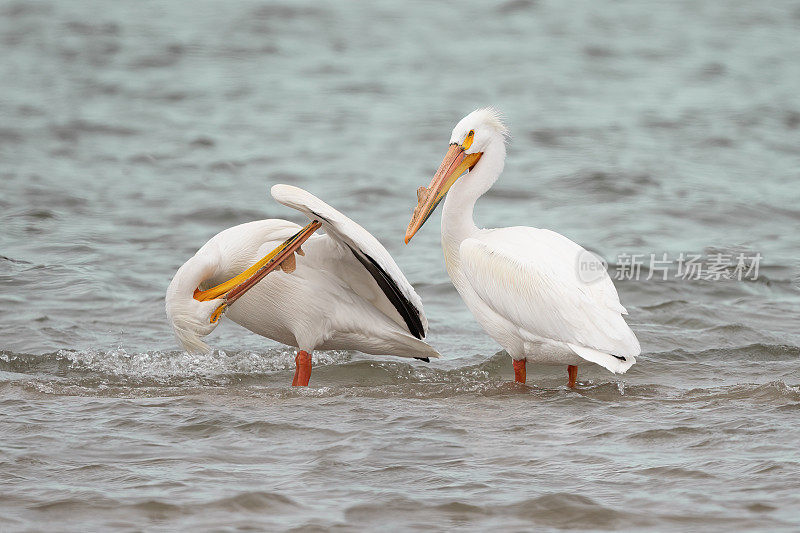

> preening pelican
[167,184,438,386]
[405,108,640,386]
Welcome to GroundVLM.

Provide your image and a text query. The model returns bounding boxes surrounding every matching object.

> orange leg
[513,359,526,383]
[292,350,312,386]
[567,365,578,388]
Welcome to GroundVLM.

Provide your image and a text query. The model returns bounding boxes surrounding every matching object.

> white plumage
[457,228,638,373]
[405,108,640,384]
[166,185,438,384]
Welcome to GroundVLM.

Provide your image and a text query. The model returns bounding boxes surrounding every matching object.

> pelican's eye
[462,130,475,150]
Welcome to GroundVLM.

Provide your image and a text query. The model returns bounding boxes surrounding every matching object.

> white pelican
[166,184,438,386]
[404,108,640,387]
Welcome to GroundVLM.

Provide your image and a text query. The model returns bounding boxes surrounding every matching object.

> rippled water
[2,0,800,530]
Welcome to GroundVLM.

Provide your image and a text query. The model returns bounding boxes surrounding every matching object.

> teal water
[1,0,800,530]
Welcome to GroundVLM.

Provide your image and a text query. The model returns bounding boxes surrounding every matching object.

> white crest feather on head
[452,107,510,145]
[165,252,223,355]
[473,106,509,138]
[171,320,213,354]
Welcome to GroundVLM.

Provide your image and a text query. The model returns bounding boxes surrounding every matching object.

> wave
[651,343,800,361]
[1,347,798,404]
[0,347,347,383]
[17,491,301,528]
[339,490,776,530]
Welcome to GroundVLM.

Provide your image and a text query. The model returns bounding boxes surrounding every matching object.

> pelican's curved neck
[441,136,506,246]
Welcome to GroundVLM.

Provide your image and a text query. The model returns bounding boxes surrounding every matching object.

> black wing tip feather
[414,357,430,363]
[346,245,425,340]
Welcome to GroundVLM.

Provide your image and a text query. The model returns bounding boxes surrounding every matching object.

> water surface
[2,0,800,530]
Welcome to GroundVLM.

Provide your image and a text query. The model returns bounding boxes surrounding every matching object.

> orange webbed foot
[292,350,312,386]
[567,365,578,388]
[513,359,526,384]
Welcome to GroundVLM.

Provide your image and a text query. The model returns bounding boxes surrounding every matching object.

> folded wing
[459,227,640,372]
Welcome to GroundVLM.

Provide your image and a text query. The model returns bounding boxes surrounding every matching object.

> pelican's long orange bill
[405,144,482,244]
[193,220,321,322]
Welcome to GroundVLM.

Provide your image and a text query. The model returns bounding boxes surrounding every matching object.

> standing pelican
[404,108,640,386]
[167,184,438,386]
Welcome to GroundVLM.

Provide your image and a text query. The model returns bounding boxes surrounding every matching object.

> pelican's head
[405,107,508,243]
[165,253,228,354]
